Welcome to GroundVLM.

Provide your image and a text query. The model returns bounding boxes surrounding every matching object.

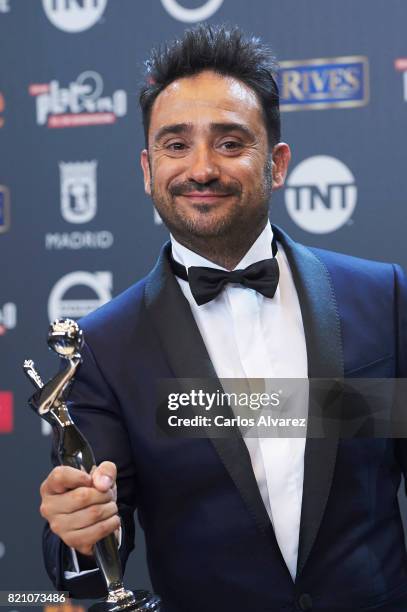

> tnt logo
[0,392,13,433]
[285,156,357,234]
[42,0,107,32]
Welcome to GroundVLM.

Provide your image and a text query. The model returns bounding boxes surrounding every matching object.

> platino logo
[0,92,5,127]
[0,392,13,433]
[395,59,407,102]
[42,0,107,33]
[285,156,357,234]
[0,303,17,335]
[0,185,10,233]
[0,0,10,13]
[279,56,369,111]
[60,160,97,223]
[29,70,127,128]
[160,0,223,23]
[48,271,112,321]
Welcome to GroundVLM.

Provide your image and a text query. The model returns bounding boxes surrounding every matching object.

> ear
[271,143,291,191]
[140,149,152,195]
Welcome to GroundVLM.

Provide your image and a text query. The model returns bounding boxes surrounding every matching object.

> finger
[40,486,114,519]
[50,501,118,534]
[41,466,92,496]
[64,515,121,556]
[92,462,117,492]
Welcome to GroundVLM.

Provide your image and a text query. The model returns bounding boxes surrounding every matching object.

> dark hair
[139,24,280,148]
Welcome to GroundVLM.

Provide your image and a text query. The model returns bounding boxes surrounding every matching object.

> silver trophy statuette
[23,318,161,612]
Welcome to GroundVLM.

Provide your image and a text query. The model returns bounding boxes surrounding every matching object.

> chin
[180,213,237,238]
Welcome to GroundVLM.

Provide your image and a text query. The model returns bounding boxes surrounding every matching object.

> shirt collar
[170,221,275,272]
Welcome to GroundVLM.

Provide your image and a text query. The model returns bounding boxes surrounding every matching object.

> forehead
[149,70,265,137]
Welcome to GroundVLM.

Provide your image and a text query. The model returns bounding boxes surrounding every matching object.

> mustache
[169,180,241,197]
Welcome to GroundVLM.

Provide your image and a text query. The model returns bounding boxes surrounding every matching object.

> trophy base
[88,589,161,612]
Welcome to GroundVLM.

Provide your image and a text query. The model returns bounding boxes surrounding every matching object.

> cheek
[230,157,265,190]
[153,158,187,188]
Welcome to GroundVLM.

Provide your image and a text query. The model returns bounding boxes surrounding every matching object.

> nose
[187,143,220,184]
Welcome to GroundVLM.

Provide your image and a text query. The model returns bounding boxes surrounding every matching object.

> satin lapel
[273,226,344,578]
[144,242,275,544]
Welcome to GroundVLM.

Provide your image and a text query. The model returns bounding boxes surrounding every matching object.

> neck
[172,219,268,270]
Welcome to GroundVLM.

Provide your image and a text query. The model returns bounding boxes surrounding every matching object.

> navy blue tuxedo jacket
[43,227,407,611]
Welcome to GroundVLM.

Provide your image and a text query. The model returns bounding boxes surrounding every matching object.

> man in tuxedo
[40,24,407,611]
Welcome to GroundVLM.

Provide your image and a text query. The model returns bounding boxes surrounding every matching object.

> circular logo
[48,271,112,321]
[0,541,5,560]
[285,155,357,234]
[160,0,223,23]
[42,0,108,33]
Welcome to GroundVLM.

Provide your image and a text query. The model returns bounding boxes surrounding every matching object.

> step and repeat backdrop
[1,0,406,609]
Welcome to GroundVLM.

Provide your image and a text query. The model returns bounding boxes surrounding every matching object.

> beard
[150,157,273,247]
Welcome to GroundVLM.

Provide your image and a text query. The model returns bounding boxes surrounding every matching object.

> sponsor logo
[0,185,10,233]
[285,156,357,234]
[0,92,5,127]
[60,160,97,223]
[45,160,113,250]
[0,302,17,335]
[48,271,112,321]
[29,70,127,128]
[42,0,107,32]
[279,56,369,111]
[395,58,407,102]
[45,230,113,250]
[0,0,10,13]
[160,0,223,23]
[0,392,13,433]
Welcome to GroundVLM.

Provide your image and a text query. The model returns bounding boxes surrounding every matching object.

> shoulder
[310,245,406,302]
[309,245,396,280]
[275,224,403,292]
[76,275,151,353]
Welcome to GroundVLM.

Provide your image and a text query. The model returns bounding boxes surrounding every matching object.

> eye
[219,140,243,152]
[166,141,187,151]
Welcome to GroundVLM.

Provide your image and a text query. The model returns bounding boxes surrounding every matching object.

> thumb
[92,461,117,492]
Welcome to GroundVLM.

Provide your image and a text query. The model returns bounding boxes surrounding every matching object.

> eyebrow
[153,122,255,143]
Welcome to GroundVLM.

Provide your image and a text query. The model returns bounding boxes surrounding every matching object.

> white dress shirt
[171,221,308,580]
[67,221,308,581]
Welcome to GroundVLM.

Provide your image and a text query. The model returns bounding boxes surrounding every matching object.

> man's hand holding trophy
[23,318,161,612]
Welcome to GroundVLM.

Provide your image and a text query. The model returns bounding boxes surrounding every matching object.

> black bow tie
[169,238,279,306]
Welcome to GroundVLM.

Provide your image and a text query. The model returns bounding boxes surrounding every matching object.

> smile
[178,193,233,203]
